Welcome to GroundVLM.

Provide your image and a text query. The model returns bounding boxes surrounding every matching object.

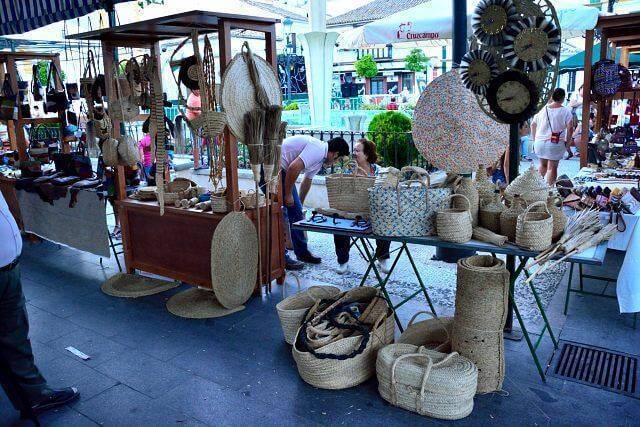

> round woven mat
[210,212,259,309]
[412,71,508,174]
[101,273,178,298]
[166,287,244,319]
[219,52,282,142]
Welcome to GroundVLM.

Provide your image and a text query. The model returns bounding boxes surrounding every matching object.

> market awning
[337,0,601,48]
[0,0,132,36]
[560,43,640,71]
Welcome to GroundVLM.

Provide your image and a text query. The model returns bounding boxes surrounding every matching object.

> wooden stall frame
[0,52,66,162]
[69,11,286,291]
[580,12,640,167]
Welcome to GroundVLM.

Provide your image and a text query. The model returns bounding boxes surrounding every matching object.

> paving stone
[47,327,130,366]
[37,356,119,402]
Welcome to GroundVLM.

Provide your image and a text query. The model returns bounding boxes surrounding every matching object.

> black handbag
[44,62,69,113]
[52,142,93,178]
[66,83,80,101]
[31,64,44,101]
[0,74,17,121]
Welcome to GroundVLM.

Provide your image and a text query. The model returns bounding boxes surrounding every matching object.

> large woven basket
[292,287,395,389]
[475,165,494,204]
[516,201,553,251]
[454,177,479,226]
[276,285,341,345]
[326,163,376,214]
[377,345,478,420]
[436,194,473,243]
[398,311,453,353]
[478,191,504,233]
[452,255,509,394]
[544,196,567,242]
[369,180,432,237]
[504,165,548,204]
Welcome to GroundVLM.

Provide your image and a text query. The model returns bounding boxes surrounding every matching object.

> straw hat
[210,212,259,309]
[166,287,244,319]
[412,71,508,174]
[101,273,178,298]
[219,51,282,142]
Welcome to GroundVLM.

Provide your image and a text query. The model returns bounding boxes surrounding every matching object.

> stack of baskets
[377,345,478,420]
[135,186,157,201]
[276,285,341,345]
[292,287,395,389]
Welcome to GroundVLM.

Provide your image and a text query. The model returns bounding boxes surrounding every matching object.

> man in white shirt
[280,135,350,268]
[0,192,79,414]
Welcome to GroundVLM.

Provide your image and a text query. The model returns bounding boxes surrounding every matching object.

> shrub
[359,103,384,110]
[284,102,299,111]
[367,111,415,169]
[354,54,378,78]
[404,48,430,73]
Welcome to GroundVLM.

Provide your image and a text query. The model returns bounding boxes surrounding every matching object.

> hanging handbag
[592,59,622,100]
[17,73,29,104]
[31,64,44,101]
[66,110,79,126]
[66,82,80,101]
[44,62,70,113]
[110,62,139,122]
[20,104,32,119]
[80,49,97,99]
[0,74,17,121]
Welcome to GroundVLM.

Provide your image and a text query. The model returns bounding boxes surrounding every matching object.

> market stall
[69,11,286,291]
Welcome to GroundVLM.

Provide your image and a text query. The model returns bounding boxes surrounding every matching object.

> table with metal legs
[293,220,608,382]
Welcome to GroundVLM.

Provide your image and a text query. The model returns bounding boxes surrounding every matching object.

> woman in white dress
[531,88,574,185]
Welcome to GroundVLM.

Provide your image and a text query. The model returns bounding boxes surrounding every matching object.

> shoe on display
[377,258,391,274]
[31,387,80,413]
[337,262,349,275]
[297,252,322,264]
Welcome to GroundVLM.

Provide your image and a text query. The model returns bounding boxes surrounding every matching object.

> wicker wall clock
[472,0,518,46]
[486,70,539,123]
[503,17,561,72]
[459,49,500,95]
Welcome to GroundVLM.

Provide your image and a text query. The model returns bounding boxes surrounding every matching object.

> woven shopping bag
[326,162,376,215]
[369,180,449,237]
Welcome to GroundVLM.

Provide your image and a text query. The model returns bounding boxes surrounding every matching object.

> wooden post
[620,47,630,67]
[7,57,28,162]
[218,18,241,211]
[580,29,595,168]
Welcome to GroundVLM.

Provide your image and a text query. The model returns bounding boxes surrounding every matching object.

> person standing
[280,135,350,269]
[0,192,79,414]
[333,139,391,274]
[531,88,574,185]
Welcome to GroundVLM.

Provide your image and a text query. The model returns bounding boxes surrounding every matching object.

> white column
[300,0,335,127]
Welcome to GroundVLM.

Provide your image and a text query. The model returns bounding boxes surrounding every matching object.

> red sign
[396,22,439,41]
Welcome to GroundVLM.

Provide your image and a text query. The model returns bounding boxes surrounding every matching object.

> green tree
[404,48,430,72]
[354,54,378,78]
[35,61,65,86]
[367,111,416,169]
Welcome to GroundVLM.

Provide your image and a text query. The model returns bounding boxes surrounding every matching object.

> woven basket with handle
[326,162,376,214]
[516,201,553,251]
[436,194,473,243]
[376,345,478,420]
[499,195,526,242]
[398,311,453,353]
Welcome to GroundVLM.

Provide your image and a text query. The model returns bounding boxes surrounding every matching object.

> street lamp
[282,17,294,102]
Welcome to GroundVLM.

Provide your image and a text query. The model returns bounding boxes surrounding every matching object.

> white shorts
[534,139,565,161]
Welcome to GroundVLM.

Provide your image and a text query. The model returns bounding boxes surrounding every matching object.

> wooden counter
[117,198,286,292]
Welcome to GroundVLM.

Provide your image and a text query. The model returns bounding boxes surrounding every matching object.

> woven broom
[263,105,282,290]
[244,108,265,286]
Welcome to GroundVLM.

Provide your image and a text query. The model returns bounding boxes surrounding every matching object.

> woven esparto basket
[326,162,376,214]
[292,287,395,389]
[436,194,473,243]
[499,195,526,242]
[516,201,553,251]
[478,192,504,233]
[161,178,195,206]
[101,138,119,167]
[210,189,228,213]
[376,345,478,420]
[398,311,453,353]
[239,190,265,209]
[276,285,342,345]
[453,177,479,226]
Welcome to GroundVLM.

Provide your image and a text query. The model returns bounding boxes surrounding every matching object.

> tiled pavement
[1,239,639,426]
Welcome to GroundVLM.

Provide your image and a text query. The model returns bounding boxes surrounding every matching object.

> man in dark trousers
[0,192,79,414]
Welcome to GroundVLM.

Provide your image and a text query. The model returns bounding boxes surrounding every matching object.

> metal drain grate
[550,341,638,398]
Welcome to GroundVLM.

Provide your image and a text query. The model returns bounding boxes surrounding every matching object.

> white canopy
[337,0,601,48]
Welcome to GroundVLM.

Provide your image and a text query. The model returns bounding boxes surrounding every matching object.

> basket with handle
[436,194,473,243]
[368,179,432,237]
[159,177,195,206]
[499,195,527,242]
[516,201,553,251]
[398,311,453,353]
[326,161,376,214]
[210,188,229,213]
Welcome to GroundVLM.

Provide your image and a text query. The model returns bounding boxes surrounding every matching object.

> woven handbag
[436,194,473,243]
[500,195,527,242]
[369,180,436,237]
[117,134,140,167]
[326,162,375,214]
[276,285,342,345]
[592,59,622,100]
[101,137,119,167]
[516,201,553,251]
[377,345,478,420]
